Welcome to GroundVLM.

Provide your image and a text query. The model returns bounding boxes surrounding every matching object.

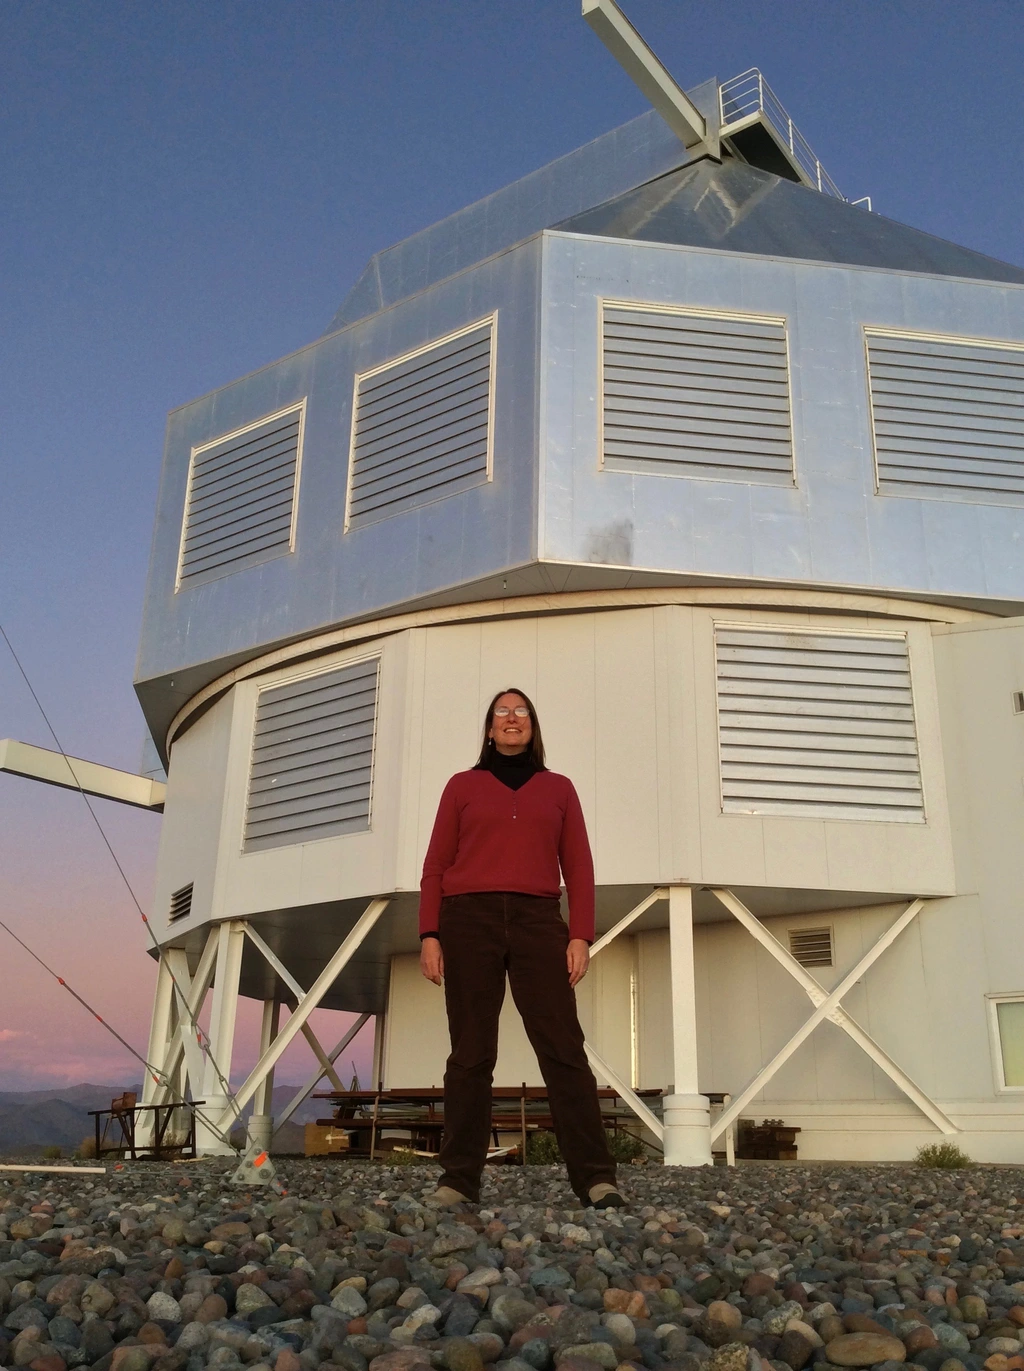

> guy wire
[0,618,241,1133]
[0,914,236,1149]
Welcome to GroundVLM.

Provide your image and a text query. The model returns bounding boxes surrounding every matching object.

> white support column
[199,920,245,1154]
[253,1000,281,1117]
[663,885,712,1165]
[249,999,281,1152]
[136,956,177,1147]
[371,1012,385,1090]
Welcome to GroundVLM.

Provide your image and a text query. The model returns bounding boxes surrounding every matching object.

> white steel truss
[138,897,389,1154]
[706,890,957,1142]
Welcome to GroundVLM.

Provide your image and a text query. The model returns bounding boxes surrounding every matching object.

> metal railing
[719,68,845,201]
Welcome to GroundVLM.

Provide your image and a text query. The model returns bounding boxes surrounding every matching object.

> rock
[744,1275,777,1299]
[195,1295,229,1324]
[236,1285,276,1314]
[80,1282,116,1317]
[44,1277,85,1308]
[707,1344,749,1371]
[368,1278,401,1311]
[110,1348,157,1371]
[210,1222,252,1243]
[708,1303,744,1331]
[602,1291,648,1319]
[777,1330,816,1371]
[556,1345,618,1370]
[146,1293,182,1323]
[825,1333,907,1366]
[333,1289,370,1318]
[765,1305,809,1337]
[603,1316,637,1350]
[933,1327,972,1356]
[442,1339,486,1371]
[175,1324,210,1352]
[786,1321,824,1350]
[960,1299,987,1323]
[468,1333,506,1363]
[459,1270,503,1293]
[492,1297,541,1334]
[904,1329,940,1356]
[432,1228,479,1257]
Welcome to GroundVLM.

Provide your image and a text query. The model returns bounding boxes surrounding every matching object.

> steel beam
[582,0,709,150]
[708,888,958,1135]
[590,888,667,956]
[274,1013,372,1131]
[0,738,166,810]
[220,898,389,1131]
[584,1043,664,1140]
[710,899,927,1142]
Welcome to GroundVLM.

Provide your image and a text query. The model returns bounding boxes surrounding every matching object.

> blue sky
[1,0,1021,1089]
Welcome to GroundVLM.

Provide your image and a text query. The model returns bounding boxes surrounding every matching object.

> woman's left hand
[566,938,590,987]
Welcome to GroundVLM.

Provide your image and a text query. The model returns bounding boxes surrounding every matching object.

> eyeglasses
[493,706,530,718]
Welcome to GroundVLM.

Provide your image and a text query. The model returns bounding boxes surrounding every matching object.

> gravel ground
[3,1158,1024,1371]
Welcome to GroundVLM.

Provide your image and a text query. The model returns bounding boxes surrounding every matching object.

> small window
[789,927,833,967]
[991,997,1024,1089]
[169,883,194,922]
[1013,692,1024,715]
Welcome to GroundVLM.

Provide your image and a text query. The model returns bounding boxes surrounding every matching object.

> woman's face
[488,692,533,755]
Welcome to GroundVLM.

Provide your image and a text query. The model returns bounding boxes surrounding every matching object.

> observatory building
[120,9,1024,1161]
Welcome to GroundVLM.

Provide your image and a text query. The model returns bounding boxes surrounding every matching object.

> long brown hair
[474,687,547,769]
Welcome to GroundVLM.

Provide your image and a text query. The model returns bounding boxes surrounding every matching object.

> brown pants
[436,891,616,1203]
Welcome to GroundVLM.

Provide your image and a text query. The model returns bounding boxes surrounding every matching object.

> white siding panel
[716,626,925,821]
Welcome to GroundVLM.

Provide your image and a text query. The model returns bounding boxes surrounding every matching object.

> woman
[418,687,625,1210]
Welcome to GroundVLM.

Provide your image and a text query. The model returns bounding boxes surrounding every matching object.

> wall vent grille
[601,305,794,484]
[867,330,1024,503]
[178,404,303,587]
[244,658,379,852]
[169,882,194,922]
[347,318,494,529]
[789,926,834,967]
[715,626,925,821]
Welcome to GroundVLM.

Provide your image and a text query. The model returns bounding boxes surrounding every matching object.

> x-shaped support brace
[707,889,958,1142]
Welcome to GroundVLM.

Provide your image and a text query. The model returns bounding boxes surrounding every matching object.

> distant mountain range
[0,1083,329,1155]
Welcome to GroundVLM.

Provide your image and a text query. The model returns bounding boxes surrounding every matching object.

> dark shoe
[588,1183,626,1209]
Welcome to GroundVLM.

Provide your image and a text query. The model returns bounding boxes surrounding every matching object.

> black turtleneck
[479,746,539,792]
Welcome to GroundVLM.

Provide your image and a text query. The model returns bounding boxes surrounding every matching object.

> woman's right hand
[420,937,444,985]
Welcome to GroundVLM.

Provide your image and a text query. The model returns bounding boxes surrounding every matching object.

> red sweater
[419,769,595,942]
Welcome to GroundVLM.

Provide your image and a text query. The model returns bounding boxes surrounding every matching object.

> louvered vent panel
[716,627,925,821]
[179,407,302,586]
[244,658,379,852]
[169,883,193,923]
[789,927,834,967]
[602,306,794,483]
[868,332,1024,501]
[348,320,493,528]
